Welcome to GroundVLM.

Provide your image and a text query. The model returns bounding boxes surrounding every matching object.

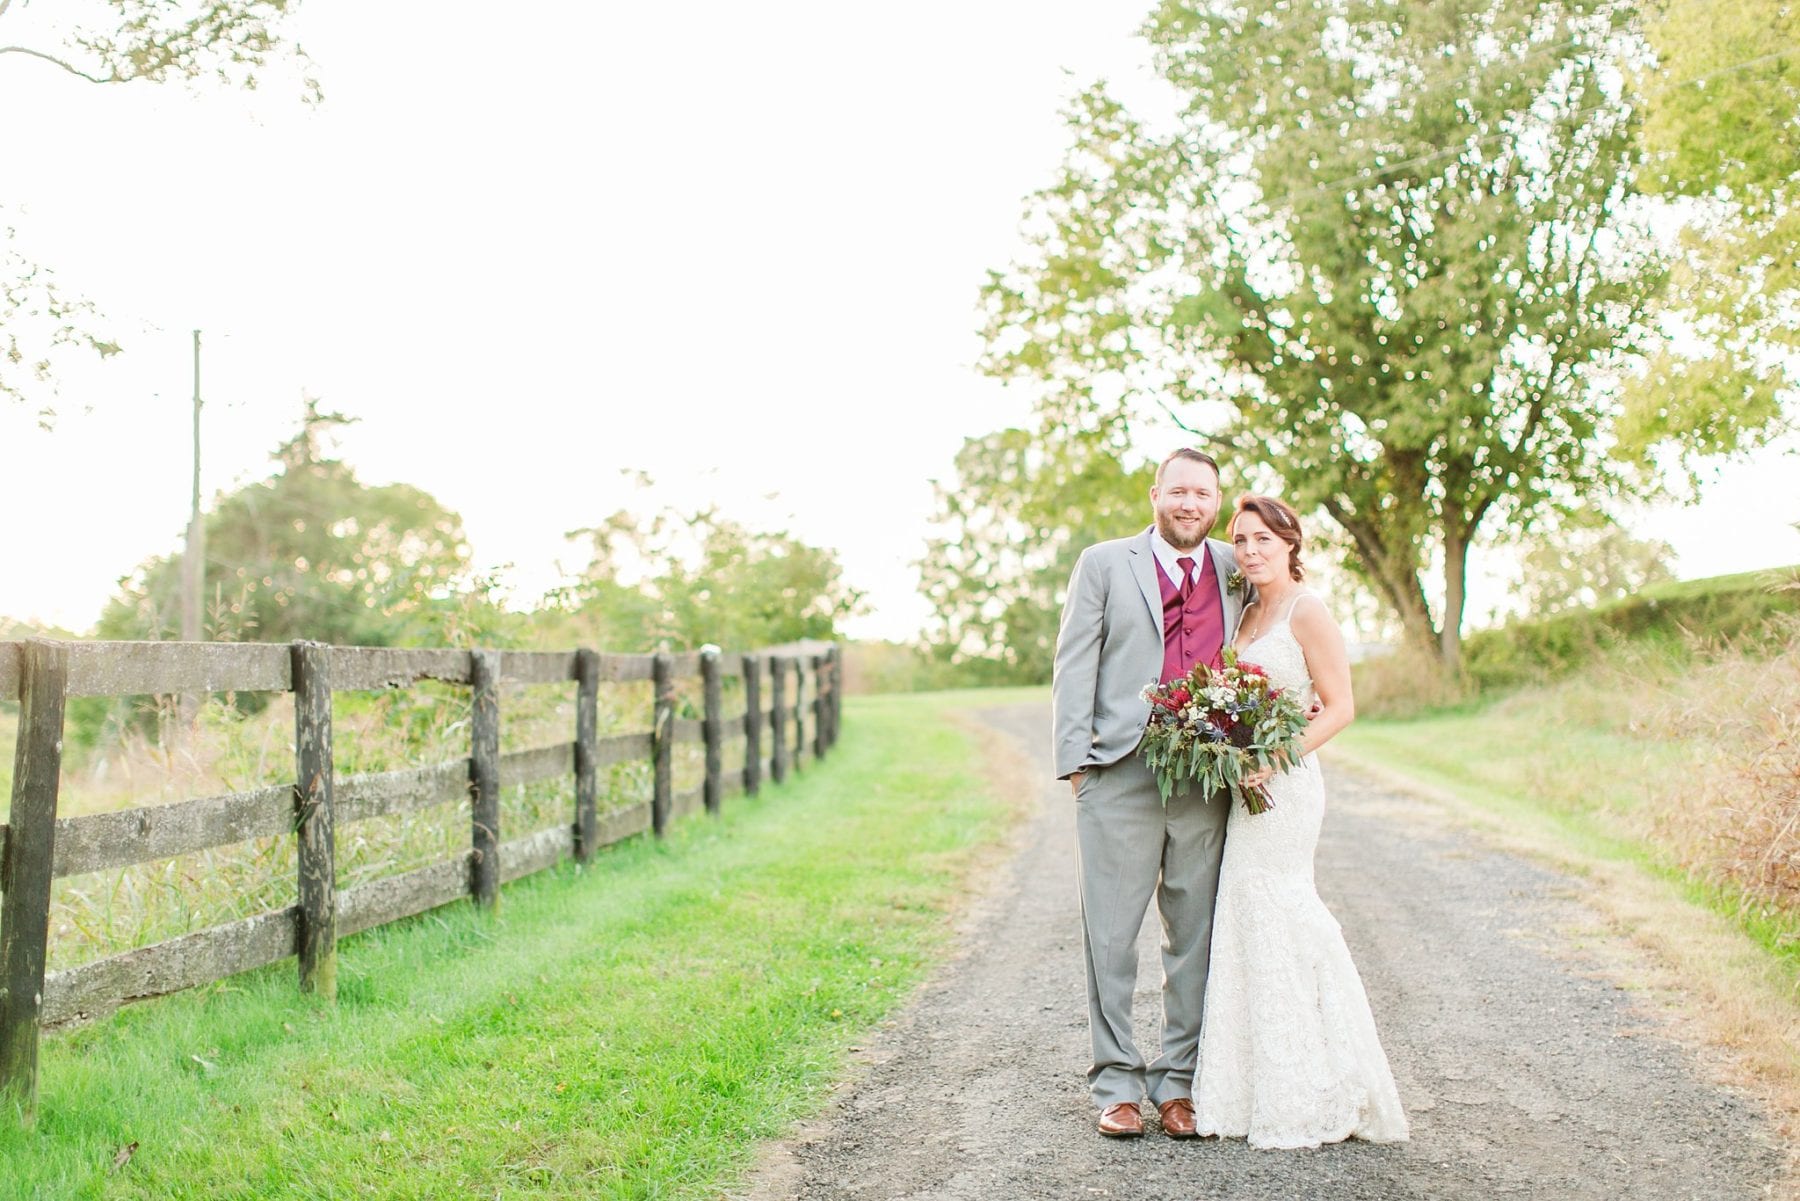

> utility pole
[178,330,204,731]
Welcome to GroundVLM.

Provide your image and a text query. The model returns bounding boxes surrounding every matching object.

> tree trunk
[1322,502,1441,658]
[1439,522,1471,672]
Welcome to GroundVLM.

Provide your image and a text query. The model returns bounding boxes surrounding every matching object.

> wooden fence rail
[0,635,842,1117]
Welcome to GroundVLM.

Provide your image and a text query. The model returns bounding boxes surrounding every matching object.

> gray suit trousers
[1075,755,1229,1108]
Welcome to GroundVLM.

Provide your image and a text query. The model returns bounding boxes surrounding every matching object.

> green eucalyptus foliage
[982,0,1713,668]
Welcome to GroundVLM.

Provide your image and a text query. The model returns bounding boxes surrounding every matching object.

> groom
[1051,447,1246,1140]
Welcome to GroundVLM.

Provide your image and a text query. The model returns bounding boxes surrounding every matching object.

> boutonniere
[1226,569,1248,598]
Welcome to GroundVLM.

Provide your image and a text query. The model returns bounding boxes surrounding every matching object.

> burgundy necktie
[1176,556,1196,602]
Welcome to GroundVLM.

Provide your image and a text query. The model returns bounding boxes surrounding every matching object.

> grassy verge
[1341,629,1800,957]
[1335,700,1685,875]
[0,691,1014,1200]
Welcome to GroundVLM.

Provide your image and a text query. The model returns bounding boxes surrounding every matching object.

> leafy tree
[1623,0,1799,467]
[980,0,1757,669]
[0,616,77,641]
[546,506,865,654]
[916,420,1400,681]
[1515,520,1675,615]
[0,0,316,420]
[0,236,120,430]
[918,426,1146,683]
[96,401,480,648]
[0,0,317,91]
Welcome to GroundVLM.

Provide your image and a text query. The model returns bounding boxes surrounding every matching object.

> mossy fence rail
[0,636,841,1114]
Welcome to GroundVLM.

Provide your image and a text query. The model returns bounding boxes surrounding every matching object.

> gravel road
[736,702,1785,1201]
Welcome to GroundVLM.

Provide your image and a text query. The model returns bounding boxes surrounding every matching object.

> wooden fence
[0,636,842,1114]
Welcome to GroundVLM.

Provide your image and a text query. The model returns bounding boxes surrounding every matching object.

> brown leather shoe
[1097,1102,1144,1138]
[1157,1097,1199,1139]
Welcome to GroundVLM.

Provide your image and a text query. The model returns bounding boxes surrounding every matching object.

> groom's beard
[1156,511,1214,552]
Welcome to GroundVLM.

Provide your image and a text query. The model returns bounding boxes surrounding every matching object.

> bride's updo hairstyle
[1231,495,1306,581]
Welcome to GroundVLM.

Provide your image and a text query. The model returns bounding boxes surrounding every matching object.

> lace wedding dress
[1194,592,1409,1149]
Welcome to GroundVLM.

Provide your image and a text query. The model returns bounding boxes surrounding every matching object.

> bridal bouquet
[1137,648,1309,814]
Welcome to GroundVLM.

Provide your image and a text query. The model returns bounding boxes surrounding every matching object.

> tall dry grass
[1349,641,1475,719]
[28,672,727,974]
[1634,617,1800,924]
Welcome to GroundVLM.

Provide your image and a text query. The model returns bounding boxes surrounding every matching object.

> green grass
[0,692,1013,1200]
[1637,564,1800,603]
[1335,691,1683,857]
[1,706,14,818]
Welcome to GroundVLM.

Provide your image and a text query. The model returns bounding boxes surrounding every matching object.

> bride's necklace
[1238,585,1297,646]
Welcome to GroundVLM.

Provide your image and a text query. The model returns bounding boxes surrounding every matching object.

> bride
[1193,493,1409,1149]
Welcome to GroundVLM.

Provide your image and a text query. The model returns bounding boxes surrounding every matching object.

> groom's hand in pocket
[1070,770,1085,797]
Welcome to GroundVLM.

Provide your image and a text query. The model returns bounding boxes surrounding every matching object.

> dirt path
[736,702,1785,1200]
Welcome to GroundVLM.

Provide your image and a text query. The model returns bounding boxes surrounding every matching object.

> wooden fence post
[826,647,838,751]
[811,653,827,760]
[701,647,723,816]
[831,642,844,748]
[574,649,599,863]
[741,653,762,797]
[292,641,337,1001]
[823,644,840,750]
[813,648,829,755]
[0,640,67,1120]
[652,652,673,836]
[769,656,788,784]
[791,656,806,772]
[470,650,501,908]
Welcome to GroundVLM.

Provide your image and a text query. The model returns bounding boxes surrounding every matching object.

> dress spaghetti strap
[1278,589,1317,628]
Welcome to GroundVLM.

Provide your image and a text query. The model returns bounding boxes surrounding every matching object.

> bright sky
[2,2,1796,644]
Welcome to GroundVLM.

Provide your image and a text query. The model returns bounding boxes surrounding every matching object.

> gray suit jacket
[1051,528,1245,780]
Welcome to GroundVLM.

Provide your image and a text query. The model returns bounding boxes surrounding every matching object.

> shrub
[1462,565,1800,692]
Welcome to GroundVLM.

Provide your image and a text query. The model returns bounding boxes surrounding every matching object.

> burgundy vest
[1158,552,1225,684]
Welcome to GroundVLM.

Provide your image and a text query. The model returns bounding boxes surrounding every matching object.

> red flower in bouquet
[1152,685,1191,713]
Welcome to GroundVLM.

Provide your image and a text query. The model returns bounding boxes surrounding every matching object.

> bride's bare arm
[1241,594,1356,790]
[1290,594,1354,756]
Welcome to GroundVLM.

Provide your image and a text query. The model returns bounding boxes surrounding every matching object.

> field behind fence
[0,636,841,1118]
